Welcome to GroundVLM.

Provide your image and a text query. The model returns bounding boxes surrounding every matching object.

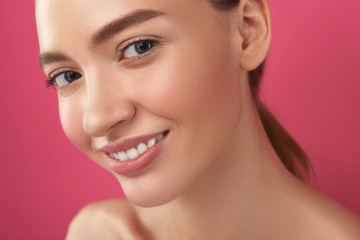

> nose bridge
[82,69,135,137]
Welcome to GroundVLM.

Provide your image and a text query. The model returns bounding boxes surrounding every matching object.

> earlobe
[234,0,271,71]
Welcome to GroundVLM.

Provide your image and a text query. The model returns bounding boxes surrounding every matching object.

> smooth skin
[36,0,360,239]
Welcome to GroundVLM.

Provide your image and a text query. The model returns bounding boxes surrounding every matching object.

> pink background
[1,0,359,239]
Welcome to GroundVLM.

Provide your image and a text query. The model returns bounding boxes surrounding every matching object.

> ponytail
[250,62,312,181]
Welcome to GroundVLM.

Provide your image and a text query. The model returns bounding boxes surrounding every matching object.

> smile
[99,130,169,175]
[108,132,166,162]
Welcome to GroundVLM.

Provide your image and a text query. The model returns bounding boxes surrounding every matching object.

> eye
[122,40,155,59]
[51,71,82,88]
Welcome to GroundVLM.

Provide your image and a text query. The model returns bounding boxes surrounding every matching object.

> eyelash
[45,78,55,89]
[45,69,76,89]
[45,36,161,89]
[45,70,64,89]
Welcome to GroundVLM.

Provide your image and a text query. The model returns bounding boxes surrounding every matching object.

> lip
[99,130,169,175]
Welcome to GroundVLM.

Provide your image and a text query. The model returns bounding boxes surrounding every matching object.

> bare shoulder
[303,187,360,240]
[322,204,360,239]
[66,198,145,240]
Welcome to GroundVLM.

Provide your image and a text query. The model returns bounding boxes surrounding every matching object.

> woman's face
[37,0,244,206]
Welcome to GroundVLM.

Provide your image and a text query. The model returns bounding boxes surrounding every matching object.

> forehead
[36,0,213,52]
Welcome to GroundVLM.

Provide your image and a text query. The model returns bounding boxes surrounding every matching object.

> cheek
[58,97,98,162]
[140,37,242,133]
[59,98,85,147]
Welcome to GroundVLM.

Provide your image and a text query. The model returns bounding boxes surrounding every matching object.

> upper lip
[98,131,167,154]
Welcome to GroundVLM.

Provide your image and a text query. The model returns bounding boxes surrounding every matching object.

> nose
[83,76,135,137]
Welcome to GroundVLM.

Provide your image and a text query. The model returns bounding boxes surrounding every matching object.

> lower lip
[106,133,168,176]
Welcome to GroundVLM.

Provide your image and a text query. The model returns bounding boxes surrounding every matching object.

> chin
[116,177,185,208]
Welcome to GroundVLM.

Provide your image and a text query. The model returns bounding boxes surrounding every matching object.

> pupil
[65,72,81,82]
[135,41,153,54]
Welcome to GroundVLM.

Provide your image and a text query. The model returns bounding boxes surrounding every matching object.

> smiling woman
[35,0,360,239]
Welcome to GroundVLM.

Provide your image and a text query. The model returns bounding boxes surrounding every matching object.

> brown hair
[209,0,313,181]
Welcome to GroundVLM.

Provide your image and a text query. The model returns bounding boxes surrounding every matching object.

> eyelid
[118,35,160,51]
[49,68,78,80]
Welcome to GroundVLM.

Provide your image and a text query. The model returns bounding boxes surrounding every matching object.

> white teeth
[109,132,167,161]
[118,151,128,161]
[137,143,148,155]
[147,137,156,148]
[156,133,164,142]
[127,148,139,159]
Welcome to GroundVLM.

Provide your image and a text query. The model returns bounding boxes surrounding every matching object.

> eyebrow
[38,9,165,69]
[38,52,71,70]
[91,9,165,46]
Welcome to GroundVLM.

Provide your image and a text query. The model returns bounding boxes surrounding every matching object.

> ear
[231,0,271,71]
